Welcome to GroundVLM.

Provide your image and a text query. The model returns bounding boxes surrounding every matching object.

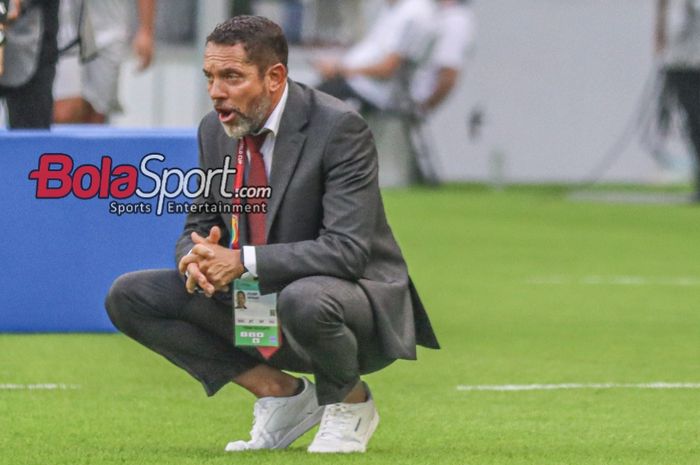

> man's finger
[178,252,200,274]
[185,263,202,293]
[207,226,221,244]
[186,275,198,294]
[197,273,215,297]
[215,282,231,292]
[185,263,215,296]
[191,231,207,244]
[191,244,215,259]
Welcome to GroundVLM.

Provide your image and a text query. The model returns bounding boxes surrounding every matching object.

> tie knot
[244,131,269,154]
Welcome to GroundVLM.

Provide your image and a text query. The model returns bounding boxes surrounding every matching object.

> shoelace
[316,403,355,440]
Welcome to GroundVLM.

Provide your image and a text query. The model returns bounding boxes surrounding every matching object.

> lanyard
[230,138,247,250]
[0,25,5,77]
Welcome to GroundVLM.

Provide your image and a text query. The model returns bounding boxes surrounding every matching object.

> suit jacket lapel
[266,81,309,238]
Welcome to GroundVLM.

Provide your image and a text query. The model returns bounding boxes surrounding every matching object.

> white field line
[527,275,700,287]
[457,382,700,392]
[0,383,81,391]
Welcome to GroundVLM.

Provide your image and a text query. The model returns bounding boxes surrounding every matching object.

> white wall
[427,0,667,183]
[112,0,676,183]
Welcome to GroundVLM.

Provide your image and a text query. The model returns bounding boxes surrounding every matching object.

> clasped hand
[177,226,245,297]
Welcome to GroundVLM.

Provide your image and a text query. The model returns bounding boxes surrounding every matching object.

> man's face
[203,42,273,138]
[236,292,246,307]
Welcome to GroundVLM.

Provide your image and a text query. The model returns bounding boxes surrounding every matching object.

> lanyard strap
[0,25,5,77]
[230,138,247,250]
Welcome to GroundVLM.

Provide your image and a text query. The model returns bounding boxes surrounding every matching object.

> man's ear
[266,63,288,92]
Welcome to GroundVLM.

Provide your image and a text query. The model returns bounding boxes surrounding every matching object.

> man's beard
[220,93,272,139]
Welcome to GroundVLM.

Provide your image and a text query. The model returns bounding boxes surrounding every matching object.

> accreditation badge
[233,278,280,347]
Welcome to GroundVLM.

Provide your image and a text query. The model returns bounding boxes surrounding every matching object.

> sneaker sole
[273,406,325,449]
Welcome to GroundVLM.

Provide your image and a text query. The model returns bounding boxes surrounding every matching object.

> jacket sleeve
[174,117,228,267]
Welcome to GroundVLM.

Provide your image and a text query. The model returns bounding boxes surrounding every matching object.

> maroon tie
[243,132,281,359]
[244,132,269,246]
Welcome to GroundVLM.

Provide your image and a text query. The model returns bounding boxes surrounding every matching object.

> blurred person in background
[312,0,436,114]
[656,0,700,200]
[52,0,156,124]
[411,0,476,113]
[0,0,59,129]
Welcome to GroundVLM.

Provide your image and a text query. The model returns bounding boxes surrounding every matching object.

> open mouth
[216,107,238,124]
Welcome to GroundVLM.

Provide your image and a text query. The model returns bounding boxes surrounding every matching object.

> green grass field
[2,185,700,465]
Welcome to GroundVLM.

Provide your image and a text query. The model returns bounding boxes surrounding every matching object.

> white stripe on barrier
[456,382,700,392]
[0,384,81,390]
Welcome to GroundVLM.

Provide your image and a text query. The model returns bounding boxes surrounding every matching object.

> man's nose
[208,79,226,100]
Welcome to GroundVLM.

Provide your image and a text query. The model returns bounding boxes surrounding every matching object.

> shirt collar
[259,81,289,138]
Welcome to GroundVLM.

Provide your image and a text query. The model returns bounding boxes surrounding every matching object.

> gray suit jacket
[175,80,439,360]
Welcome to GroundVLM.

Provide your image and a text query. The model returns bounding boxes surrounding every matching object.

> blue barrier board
[0,127,200,332]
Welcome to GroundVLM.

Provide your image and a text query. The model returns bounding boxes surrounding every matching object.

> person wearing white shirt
[313,0,436,113]
[411,0,476,112]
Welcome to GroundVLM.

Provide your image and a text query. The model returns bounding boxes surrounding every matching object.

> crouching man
[105,15,439,454]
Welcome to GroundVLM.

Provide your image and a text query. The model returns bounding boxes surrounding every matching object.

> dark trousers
[0,0,59,129]
[0,60,56,129]
[316,77,379,114]
[666,69,700,193]
[105,270,393,405]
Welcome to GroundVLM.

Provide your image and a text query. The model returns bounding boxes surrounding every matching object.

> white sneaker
[225,377,323,451]
[307,384,380,453]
